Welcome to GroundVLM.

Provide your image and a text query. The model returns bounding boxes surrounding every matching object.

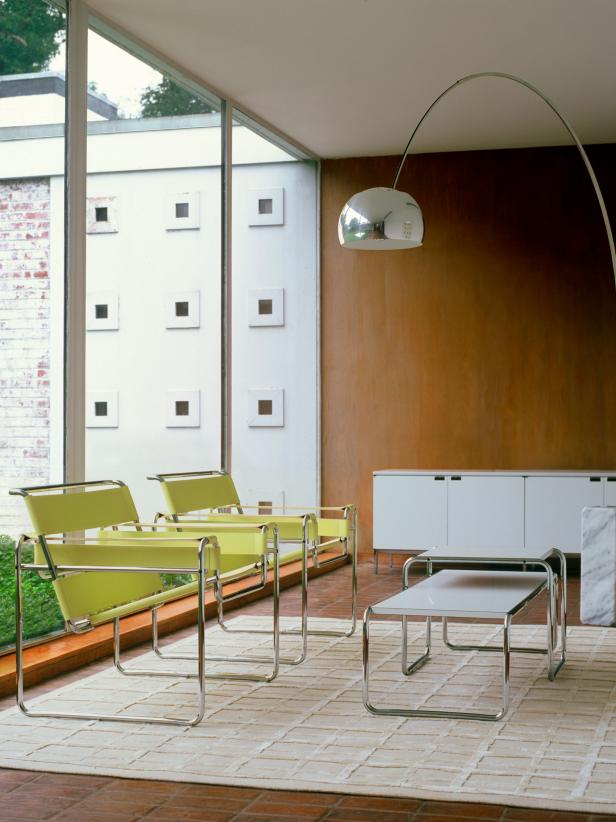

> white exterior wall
[84,165,223,518]
[231,161,319,509]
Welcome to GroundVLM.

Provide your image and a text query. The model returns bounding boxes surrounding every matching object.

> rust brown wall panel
[321,146,616,552]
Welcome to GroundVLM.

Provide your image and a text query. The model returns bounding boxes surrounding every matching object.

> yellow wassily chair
[9,479,281,726]
[148,470,358,663]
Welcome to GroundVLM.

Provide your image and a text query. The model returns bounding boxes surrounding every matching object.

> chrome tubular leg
[499,614,511,720]
[15,538,26,714]
[364,605,509,722]
[402,615,431,675]
[558,548,568,667]
[362,607,373,711]
[544,564,555,680]
[296,506,358,638]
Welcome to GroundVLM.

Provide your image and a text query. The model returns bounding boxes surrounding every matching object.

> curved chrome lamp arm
[391,71,616,289]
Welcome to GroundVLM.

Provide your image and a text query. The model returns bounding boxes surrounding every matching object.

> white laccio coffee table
[404,545,567,680]
[363,567,557,721]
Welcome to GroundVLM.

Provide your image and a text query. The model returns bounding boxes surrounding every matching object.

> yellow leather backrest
[159,473,241,515]
[23,483,138,537]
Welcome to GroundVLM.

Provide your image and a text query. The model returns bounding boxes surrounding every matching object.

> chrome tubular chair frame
[402,550,567,680]
[363,606,513,722]
[15,532,215,727]
[149,525,281,681]
[150,469,359,648]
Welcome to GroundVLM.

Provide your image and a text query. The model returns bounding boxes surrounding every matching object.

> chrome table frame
[403,548,567,680]
[362,572,549,722]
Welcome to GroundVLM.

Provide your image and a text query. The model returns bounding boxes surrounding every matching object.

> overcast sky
[50,31,162,117]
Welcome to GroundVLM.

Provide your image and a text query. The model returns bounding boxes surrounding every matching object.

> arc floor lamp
[338,72,616,290]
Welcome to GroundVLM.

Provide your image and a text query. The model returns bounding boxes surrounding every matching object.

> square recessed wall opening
[175,301,189,317]
[86,391,118,428]
[166,390,200,427]
[167,192,200,230]
[87,292,119,331]
[87,197,118,234]
[165,291,200,328]
[249,188,284,226]
[248,289,284,327]
[248,389,284,427]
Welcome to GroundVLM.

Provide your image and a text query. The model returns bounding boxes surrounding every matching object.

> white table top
[371,570,547,619]
[417,546,555,561]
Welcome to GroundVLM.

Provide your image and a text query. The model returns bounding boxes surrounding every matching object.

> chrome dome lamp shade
[338,187,424,250]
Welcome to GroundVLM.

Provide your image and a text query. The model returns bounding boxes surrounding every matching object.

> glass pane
[231,110,319,516]
[85,29,222,545]
[0,0,67,649]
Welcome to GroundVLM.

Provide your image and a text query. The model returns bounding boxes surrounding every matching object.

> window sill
[0,551,347,697]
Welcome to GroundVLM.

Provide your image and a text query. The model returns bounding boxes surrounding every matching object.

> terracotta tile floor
[0,557,612,822]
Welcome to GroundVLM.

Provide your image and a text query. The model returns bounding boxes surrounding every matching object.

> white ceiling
[87,0,616,159]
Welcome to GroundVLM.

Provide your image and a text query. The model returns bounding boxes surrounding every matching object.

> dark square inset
[258,399,273,416]
[175,202,189,219]
[94,401,108,417]
[175,301,189,317]
[258,500,273,515]
[95,206,108,223]
[258,198,273,215]
[175,400,190,416]
[258,299,273,315]
[95,304,108,319]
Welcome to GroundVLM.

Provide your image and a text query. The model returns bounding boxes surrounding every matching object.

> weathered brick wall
[0,178,51,535]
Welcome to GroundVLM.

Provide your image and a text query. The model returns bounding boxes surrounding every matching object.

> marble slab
[581,506,616,626]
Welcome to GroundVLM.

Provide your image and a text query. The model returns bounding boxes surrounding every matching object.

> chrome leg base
[363,609,511,722]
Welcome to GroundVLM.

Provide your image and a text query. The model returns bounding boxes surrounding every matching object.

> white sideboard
[373,470,616,557]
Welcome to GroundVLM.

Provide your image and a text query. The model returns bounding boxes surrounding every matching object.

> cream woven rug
[0,616,615,814]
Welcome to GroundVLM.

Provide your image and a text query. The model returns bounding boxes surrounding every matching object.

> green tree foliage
[0,0,65,76]
[140,77,214,118]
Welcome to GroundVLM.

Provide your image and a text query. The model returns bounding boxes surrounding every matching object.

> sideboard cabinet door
[373,475,447,551]
[525,476,604,554]
[447,476,525,550]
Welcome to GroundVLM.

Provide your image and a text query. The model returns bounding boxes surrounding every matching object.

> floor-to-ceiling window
[84,26,223,520]
[231,111,319,516]
[0,3,319,651]
[0,0,66,647]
